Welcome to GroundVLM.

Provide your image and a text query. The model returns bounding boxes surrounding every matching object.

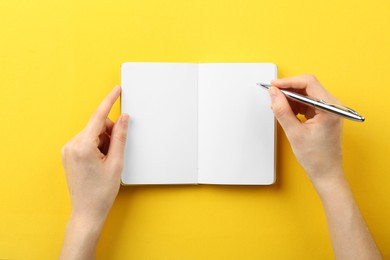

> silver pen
[257,83,365,122]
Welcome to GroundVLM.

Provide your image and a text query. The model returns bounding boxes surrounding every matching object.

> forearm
[313,171,382,260]
[59,214,106,260]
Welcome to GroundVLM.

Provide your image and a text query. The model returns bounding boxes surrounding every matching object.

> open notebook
[121,62,276,185]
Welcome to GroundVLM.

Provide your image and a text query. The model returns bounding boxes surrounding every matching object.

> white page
[121,62,198,184]
[198,63,276,184]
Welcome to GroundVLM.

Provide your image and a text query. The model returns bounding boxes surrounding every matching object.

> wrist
[309,168,350,200]
[67,212,106,247]
[60,213,106,260]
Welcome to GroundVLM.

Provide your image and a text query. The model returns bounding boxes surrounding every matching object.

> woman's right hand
[269,75,344,187]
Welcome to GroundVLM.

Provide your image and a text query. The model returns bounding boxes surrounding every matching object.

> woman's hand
[269,75,343,187]
[60,86,129,260]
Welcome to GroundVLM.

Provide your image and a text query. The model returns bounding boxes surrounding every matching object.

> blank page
[198,63,276,184]
[121,62,198,184]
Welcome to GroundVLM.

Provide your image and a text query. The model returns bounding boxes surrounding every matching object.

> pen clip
[319,100,360,116]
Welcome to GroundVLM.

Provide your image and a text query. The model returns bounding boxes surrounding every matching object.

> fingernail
[114,85,121,93]
[269,87,277,99]
[120,113,130,125]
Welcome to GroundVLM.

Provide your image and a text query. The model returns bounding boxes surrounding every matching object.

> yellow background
[0,0,389,259]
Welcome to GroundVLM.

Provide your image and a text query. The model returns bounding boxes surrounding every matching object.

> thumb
[269,87,300,134]
[107,113,130,171]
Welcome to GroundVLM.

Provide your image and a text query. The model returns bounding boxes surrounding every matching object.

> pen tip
[257,83,270,89]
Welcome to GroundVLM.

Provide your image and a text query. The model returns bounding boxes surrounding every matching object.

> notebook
[121,62,276,185]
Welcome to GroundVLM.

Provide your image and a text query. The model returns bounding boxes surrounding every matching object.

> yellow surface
[0,0,389,259]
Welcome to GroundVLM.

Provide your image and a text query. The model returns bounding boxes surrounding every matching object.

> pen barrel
[280,89,365,122]
[313,102,365,122]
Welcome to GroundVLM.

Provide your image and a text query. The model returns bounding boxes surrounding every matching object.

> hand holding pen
[264,74,345,182]
[258,80,364,122]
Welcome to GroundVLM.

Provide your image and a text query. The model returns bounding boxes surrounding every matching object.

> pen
[257,83,365,122]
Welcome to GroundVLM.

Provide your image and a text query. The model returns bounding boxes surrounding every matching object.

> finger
[106,114,130,172]
[272,74,333,99]
[85,86,121,135]
[271,74,318,90]
[272,74,343,114]
[105,118,114,136]
[269,87,302,134]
